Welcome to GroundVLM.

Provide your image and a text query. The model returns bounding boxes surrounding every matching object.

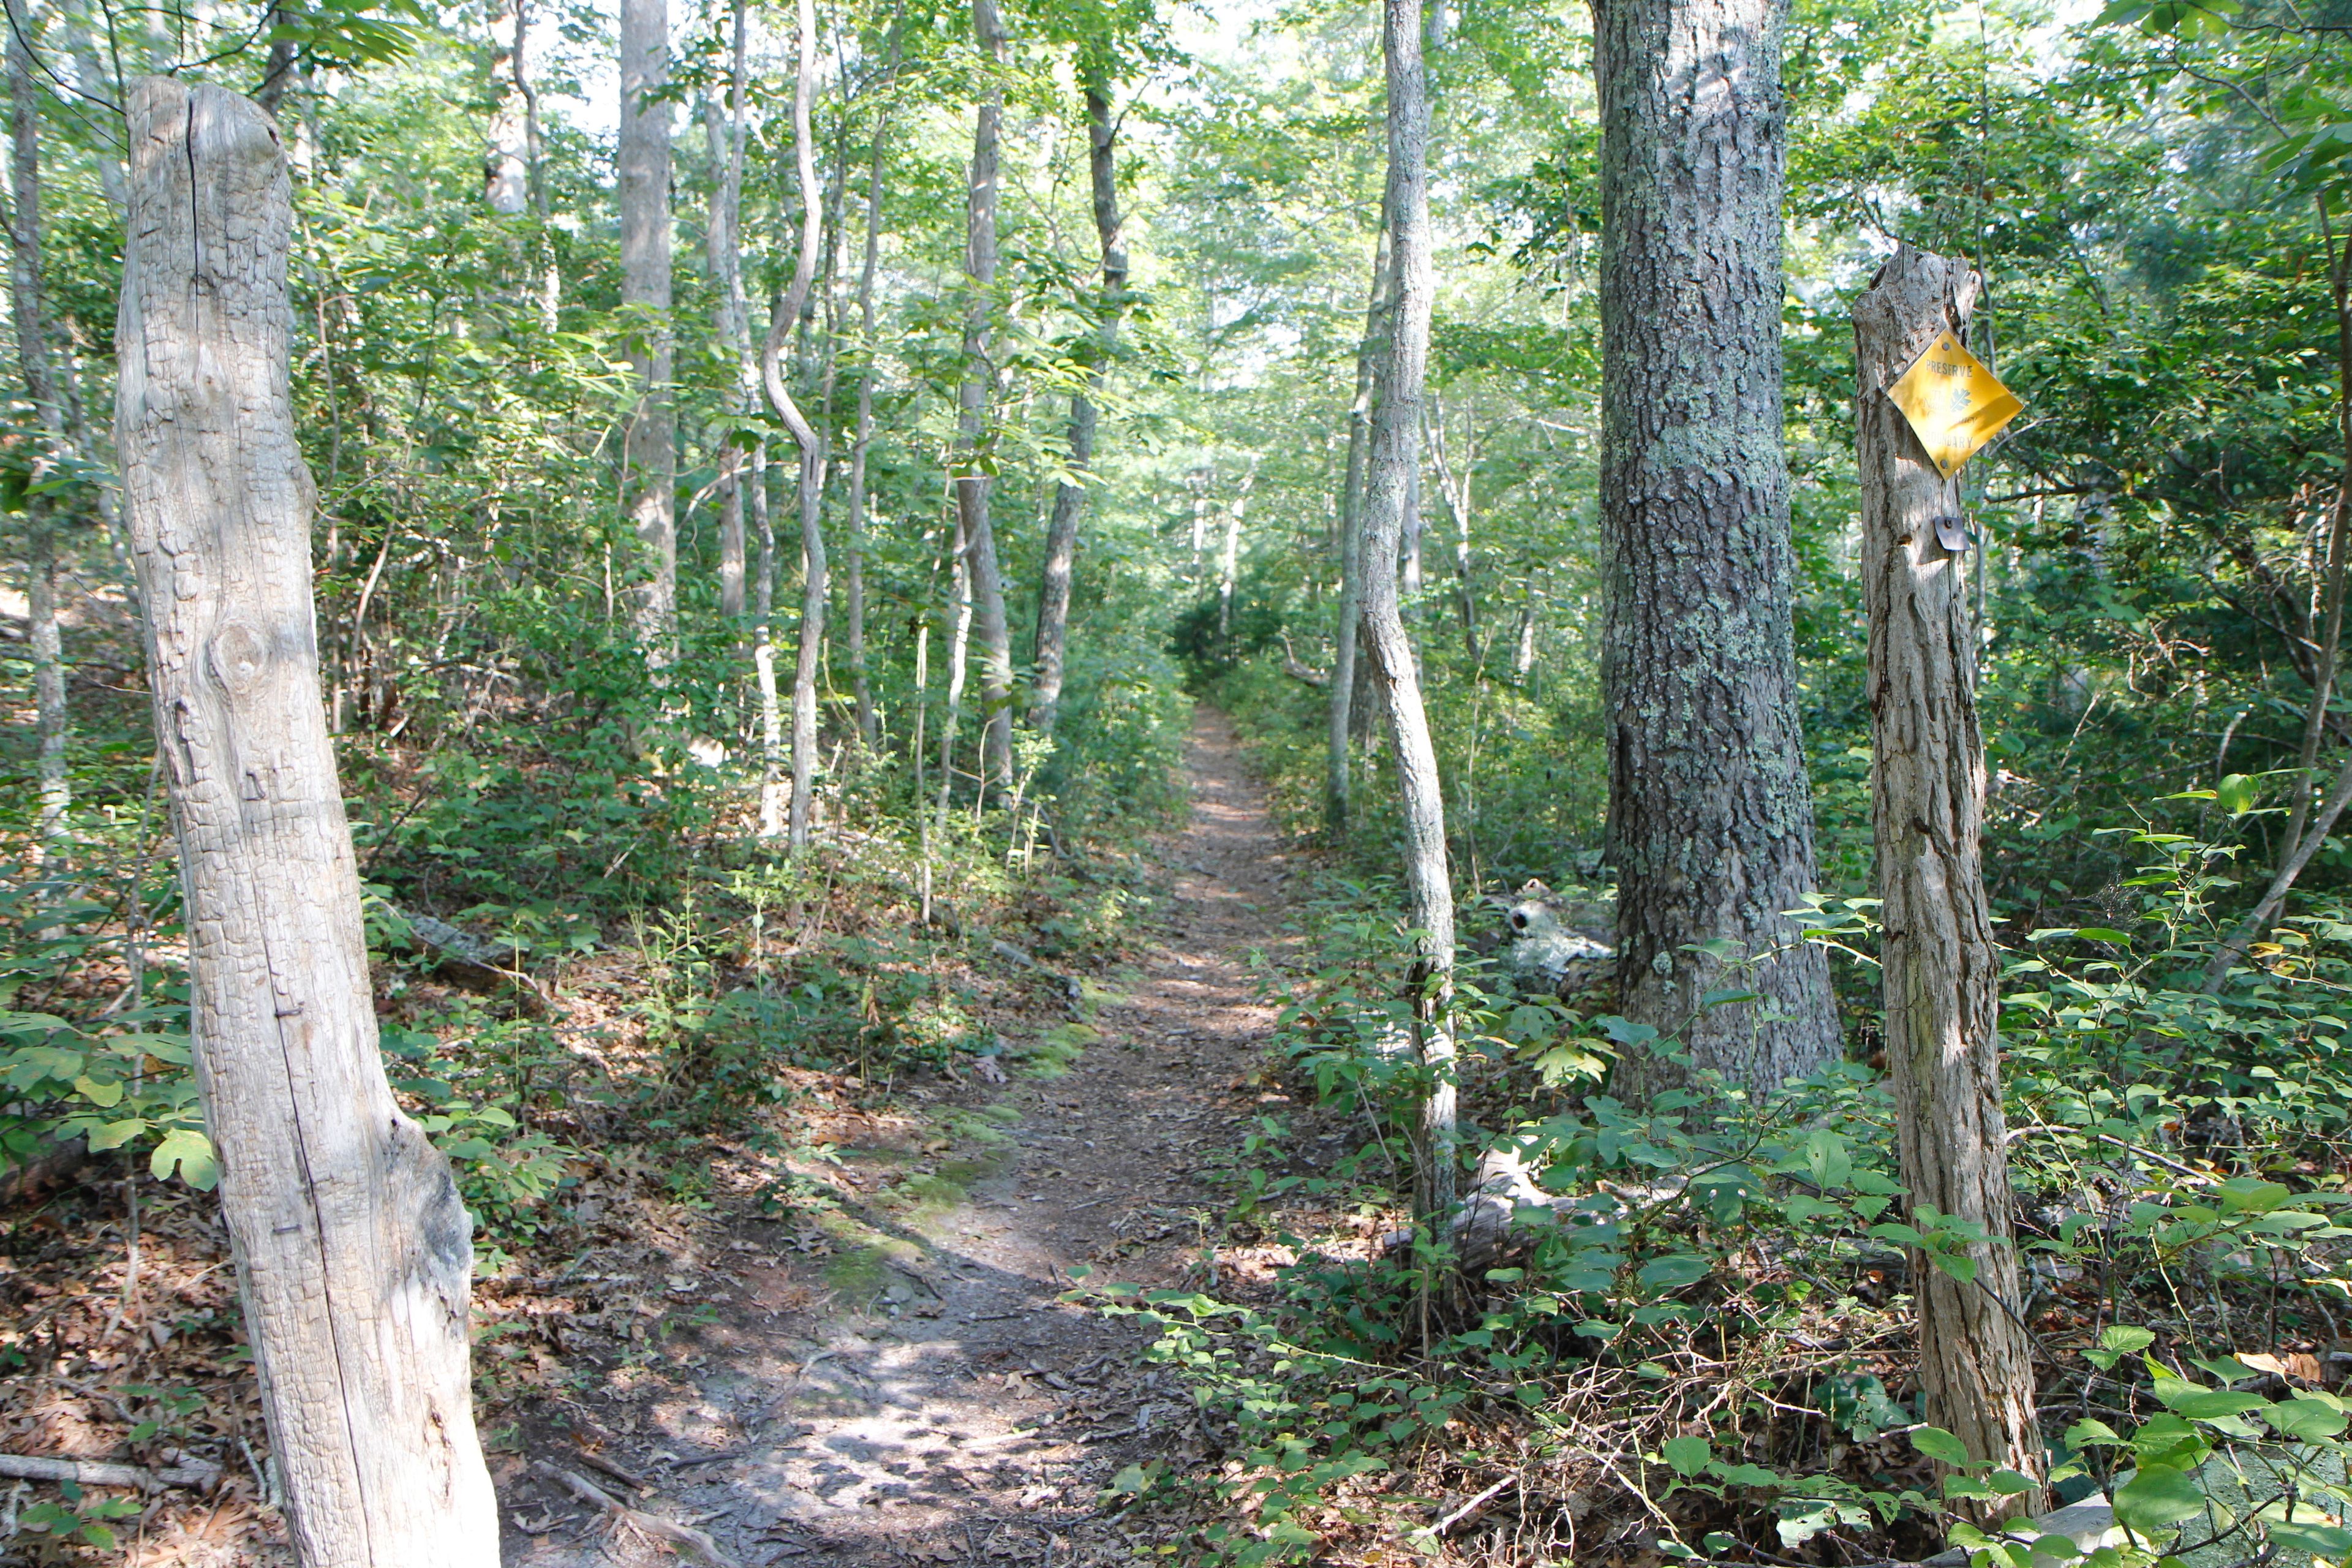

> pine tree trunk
[115,78,499,1565]
[1595,0,1840,1098]
[6,6,67,859]
[956,0,1016,792]
[618,0,676,663]
[1360,0,1456,1225]
[1328,216,1393,832]
[1031,64,1128,737]
[1853,244,2046,1521]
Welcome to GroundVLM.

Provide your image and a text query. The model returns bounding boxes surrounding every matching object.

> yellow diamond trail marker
[1887,330,2023,480]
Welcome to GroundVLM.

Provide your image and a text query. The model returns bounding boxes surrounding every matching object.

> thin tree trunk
[1595,0,1841,1097]
[1427,394,1480,663]
[1031,62,1128,737]
[757,0,830,850]
[2271,202,2352,900]
[60,11,124,216]
[619,0,676,663]
[486,0,529,214]
[1217,467,1255,643]
[1854,244,2045,1520]
[753,446,783,834]
[6,2,68,860]
[254,5,296,115]
[513,0,559,326]
[115,78,498,1564]
[842,28,903,752]
[1360,0,1455,1227]
[956,0,1016,793]
[704,32,748,623]
[1328,214,1393,831]
[938,510,974,827]
[2206,747,2352,989]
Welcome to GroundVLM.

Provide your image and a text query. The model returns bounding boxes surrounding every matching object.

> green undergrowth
[1080,817,2352,1566]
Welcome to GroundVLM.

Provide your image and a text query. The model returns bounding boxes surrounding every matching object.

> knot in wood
[208,620,268,695]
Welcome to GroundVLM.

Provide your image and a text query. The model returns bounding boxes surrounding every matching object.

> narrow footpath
[507,706,1298,1567]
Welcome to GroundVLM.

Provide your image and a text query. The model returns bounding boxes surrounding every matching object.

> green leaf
[1912,1427,1973,1466]
[2216,774,2259,815]
[1637,1254,1711,1291]
[2101,1325,2156,1355]
[2156,1388,2267,1420]
[2065,1417,2128,1447]
[1931,1251,1979,1284]
[2267,1398,2349,1441]
[1804,1129,1852,1191]
[70,1074,123,1109]
[1662,1436,1711,1476]
[85,1118,149,1152]
[2215,1177,2291,1215]
[151,1128,217,1191]
[2113,1465,2208,1537]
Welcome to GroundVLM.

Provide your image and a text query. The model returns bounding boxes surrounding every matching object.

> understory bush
[1087,815,2352,1566]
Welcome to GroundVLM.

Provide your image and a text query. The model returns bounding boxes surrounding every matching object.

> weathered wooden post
[116,78,500,1565]
[1853,243,2045,1520]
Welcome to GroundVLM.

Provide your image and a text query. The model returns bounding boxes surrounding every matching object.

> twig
[0,1452,220,1490]
[531,1460,742,1568]
[571,1448,650,1491]
[1433,1474,1513,1535]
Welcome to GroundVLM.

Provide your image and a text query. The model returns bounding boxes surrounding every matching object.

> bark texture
[1359,0,1457,1224]
[1594,0,1839,1098]
[618,0,676,660]
[1327,216,1392,832]
[1854,244,2045,1518]
[955,0,1016,791]
[1031,66,1127,737]
[115,77,497,1565]
[6,5,67,857]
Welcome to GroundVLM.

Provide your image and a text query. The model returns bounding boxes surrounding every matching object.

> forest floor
[1,706,1324,1566]
[492,704,1305,1567]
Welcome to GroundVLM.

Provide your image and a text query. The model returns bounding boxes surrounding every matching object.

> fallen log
[0,1452,221,1490]
[394,909,551,1014]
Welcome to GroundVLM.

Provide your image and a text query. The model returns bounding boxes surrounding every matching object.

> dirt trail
[507,705,1296,1566]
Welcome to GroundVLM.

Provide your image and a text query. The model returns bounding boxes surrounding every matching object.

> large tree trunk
[6,6,67,861]
[956,0,1016,792]
[757,0,830,851]
[1854,245,2045,1520]
[1594,0,1839,1098]
[115,77,499,1565]
[1031,63,1128,738]
[1327,215,1393,832]
[1359,0,1456,1226]
[618,0,676,663]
